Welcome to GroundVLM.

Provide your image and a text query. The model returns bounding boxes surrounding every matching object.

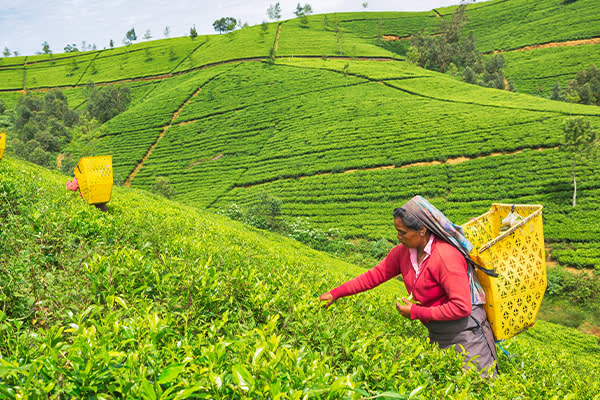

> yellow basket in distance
[73,156,113,204]
[0,132,6,159]
[462,204,546,341]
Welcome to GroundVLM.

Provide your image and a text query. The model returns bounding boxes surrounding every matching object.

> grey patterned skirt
[423,305,498,376]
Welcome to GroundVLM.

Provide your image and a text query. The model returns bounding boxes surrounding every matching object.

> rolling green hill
[1,156,599,398]
[69,56,599,273]
[502,43,600,96]
[0,0,599,269]
[1,0,600,396]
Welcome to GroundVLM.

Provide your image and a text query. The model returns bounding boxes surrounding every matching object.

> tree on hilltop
[267,2,282,21]
[124,28,137,45]
[561,117,599,207]
[143,29,152,40]
[41,41,51,55]
[295,3,313,26]
[3,47,10,57]
[190,25,198,39]
[213,17,237,34]
[64,43,79,53]
[164,26,170,38]
[127,28,137,41]
[294,3,312,17]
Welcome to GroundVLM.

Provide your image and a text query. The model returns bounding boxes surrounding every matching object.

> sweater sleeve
[410,249,472,322]
[330,246,403,300]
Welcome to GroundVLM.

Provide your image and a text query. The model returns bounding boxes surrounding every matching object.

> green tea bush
[1,157,600,398]
[152,176,176,199]
[370,238,395,260]
[546,266,600,307]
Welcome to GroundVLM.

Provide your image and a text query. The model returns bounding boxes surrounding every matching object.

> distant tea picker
[0,131,6,160]
[66,155,113,212]
[320,195,547,377]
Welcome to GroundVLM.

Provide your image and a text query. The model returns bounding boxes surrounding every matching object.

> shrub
[287,218,330,250]
[245,192,283,231]
[370,238,395,260]
[567,64,600,106]
[152,176,176,199]
[546,266,600,306]
[86,84,132,123]
[29,146,51,167]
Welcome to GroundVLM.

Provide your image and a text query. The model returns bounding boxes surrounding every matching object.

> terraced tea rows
[214,148,600,270]
[1,0,599,274]
[69,53,598,270]
[502,44,600,96]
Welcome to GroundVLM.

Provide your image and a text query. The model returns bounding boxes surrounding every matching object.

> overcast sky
[1,0,482,57]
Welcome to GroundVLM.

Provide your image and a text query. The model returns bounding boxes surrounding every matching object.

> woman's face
[394,217,424,248]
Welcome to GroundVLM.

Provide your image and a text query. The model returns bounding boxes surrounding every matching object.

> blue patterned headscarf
[400,195,473,256]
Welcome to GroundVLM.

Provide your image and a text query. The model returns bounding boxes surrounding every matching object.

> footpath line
[489,37,600,54]
[124,86,203,186]
[240,145,559,189]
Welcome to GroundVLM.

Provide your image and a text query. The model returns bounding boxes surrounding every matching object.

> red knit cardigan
[330,238,472,322]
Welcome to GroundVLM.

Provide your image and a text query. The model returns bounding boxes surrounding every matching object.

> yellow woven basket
[0,132,6,160]
[73,156,113,204]
[462,204,546,341]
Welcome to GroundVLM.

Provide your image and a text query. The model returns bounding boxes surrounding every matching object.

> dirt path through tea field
[124,86,203,186]
[241,145,558,188]
[490,37,600,54]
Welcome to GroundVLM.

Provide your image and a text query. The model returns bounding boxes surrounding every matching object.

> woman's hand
[319,292,336,308]
[395,298,413,319]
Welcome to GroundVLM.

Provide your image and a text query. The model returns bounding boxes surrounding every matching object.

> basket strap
[467,258,498,278]
[495,340,515,359]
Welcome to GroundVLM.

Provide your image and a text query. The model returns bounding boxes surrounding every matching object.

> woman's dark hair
[393,207,422,231]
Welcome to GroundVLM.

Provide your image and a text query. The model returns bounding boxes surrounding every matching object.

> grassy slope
[335,0,600,53]
[502,44,600,97]
[335,0,600,96]
[1,156,599,398]
[455,0,600,52]
[0,0,598,100]
[80,56,600,271]
[0,2,598,269]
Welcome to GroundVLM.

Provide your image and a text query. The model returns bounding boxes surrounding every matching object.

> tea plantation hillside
[68,56,600,273]
[1,0,600,273]
[338,0,600,52]
[1,156,600,398]
[0,0,599,100]
[335,0,600,95]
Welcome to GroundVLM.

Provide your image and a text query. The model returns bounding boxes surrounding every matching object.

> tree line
[404,5,510,90]
[3,84,131,172]
[398,5,599,106]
